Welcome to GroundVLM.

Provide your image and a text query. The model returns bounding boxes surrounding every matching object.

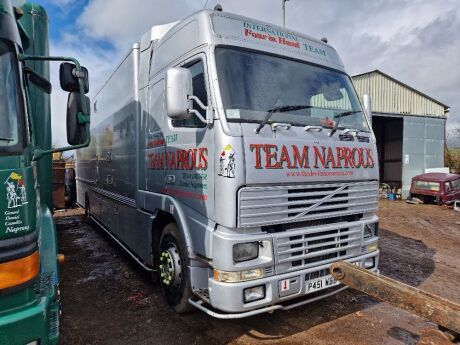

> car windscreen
[215,47,370,132]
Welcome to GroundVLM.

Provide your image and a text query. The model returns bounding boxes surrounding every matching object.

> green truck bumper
[0,295,59,345]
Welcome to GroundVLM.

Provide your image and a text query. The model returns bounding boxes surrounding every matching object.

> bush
[446,148,460,173]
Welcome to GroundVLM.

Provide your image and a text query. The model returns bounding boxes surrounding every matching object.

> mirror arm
[19,54,91,160]
[32,122,90,161]
[188,109,208,125]
[188,95,206,111]
[188,95,212,124]
[19,54,89,116]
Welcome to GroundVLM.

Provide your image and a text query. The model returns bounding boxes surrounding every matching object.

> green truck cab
[0,1,89,343]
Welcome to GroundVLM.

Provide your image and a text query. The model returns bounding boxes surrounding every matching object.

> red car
[409,173,460,204]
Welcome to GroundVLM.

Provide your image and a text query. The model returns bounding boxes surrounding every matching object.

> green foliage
[446,147,460,173]
[446,127,460,173]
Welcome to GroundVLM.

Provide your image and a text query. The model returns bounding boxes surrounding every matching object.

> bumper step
[193,288,210,304]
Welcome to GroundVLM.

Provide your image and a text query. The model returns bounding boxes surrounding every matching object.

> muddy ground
[56,200,460,345]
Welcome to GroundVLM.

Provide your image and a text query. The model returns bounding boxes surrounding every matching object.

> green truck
[0,0,90,343]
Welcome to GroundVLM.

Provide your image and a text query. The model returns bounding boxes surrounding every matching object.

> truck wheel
[159,223,193,313]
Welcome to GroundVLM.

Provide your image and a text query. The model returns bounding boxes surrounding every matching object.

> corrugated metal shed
[351,70,449,198]
[352,70,449,117]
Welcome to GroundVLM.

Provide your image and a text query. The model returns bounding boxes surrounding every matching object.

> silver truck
[76,8,379,318]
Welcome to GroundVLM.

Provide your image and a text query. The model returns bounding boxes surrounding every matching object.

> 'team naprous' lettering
[147,148,208,171]
[249,144,375,170]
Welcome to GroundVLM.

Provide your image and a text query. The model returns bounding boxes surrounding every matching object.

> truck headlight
[213,268,264,283]
[364,223,378,238]
[233,242,259,262]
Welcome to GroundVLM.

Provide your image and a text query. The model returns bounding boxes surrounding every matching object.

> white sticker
[226,109,240,119]
[404,154,410,165]
[169,204,174,215]
[280,279,290,292]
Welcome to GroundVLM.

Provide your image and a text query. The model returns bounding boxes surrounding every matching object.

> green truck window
[0,39,21,149]
[173,59,208,128]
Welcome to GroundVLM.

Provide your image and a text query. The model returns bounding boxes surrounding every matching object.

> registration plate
[306,275,338,294]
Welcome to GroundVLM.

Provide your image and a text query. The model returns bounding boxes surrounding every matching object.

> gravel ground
[56,200,460,345]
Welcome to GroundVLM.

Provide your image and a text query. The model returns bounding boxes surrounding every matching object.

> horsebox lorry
[76,7,379,318]
[0,0,90,343]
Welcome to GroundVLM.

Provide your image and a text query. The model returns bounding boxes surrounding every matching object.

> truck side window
[172,60,207,128]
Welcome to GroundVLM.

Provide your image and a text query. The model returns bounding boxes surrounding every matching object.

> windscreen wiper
[255,105,312,134]
[329,110,362,137]
[0,137,13,141]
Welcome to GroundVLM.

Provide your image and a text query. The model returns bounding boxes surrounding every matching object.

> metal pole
[363,94,372,127]
[282,0,289,27]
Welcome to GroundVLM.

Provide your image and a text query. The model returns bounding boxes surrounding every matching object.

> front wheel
[159,223,193,313]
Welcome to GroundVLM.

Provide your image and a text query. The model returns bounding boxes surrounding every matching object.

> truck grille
[273,221,363,274]
[238,181,378,228]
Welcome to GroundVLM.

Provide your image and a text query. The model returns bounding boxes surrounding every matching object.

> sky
[28,0,460,146]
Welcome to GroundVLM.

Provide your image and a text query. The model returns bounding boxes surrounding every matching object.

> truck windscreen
[215,47,370,132]
[0,39,22,151]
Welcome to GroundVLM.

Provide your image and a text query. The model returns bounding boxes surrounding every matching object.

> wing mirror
[59,62,89,93]
[19,54,92,160]
[67,92,90,145]
[165,67,193,120]
[165,67,209,124]
[60,62,91,145]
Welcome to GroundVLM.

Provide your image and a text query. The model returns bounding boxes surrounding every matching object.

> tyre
[159,223,193,313]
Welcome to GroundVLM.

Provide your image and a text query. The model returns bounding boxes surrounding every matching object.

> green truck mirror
[67,91,90,145]
[59,62,89,93]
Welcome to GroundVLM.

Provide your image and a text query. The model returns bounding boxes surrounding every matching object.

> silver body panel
[76,9,380,315]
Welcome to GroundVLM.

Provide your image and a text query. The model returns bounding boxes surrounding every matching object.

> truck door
[162,56,214,218]
[146,80,167,192]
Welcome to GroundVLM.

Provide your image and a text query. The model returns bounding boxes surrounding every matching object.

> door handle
[304,125,323,132]
[271,123,292,131]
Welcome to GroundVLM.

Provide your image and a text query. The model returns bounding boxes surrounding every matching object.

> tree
[446,127,460,173]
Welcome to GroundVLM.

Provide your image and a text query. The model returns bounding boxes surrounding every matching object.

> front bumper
[203,250,379,316]
[0,296,59,345]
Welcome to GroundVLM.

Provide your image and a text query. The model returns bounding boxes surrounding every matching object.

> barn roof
[352,70,449,110]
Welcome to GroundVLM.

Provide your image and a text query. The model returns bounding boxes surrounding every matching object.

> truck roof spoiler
[140,21,179,52]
